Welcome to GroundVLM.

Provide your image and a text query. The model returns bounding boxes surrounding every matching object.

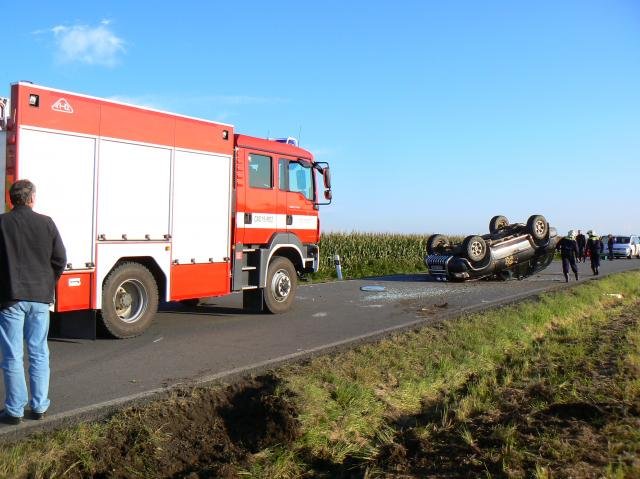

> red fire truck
[0,82,331,338]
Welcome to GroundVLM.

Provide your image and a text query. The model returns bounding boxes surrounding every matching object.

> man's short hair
[9,179,35,206]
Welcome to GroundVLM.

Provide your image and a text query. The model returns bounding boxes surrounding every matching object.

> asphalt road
[2,257,639,438]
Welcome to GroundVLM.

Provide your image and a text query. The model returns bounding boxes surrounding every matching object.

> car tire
[463,235,488,263]
[100,262,158,339]
[527,214,548,241]
[426,234,449,255]
[489,215,509,234]
[263,257,297,314]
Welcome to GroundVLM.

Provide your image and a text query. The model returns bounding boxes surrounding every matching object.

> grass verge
[0,272,638,477]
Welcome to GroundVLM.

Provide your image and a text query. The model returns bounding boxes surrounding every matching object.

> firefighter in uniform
[586,230,604,275]
[556,230,579,282]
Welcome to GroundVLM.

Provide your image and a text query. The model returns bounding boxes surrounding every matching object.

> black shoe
[575,273,579,280]
[29,410,47,420]
[1,412,22,425]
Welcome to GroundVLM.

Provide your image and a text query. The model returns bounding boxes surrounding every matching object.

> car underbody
[425,215,559,281]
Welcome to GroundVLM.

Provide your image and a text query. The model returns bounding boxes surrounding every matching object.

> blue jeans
[0,301,51,417]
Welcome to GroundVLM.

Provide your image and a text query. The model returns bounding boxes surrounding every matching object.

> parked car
[601,235,640,259]
[425,214,559,281]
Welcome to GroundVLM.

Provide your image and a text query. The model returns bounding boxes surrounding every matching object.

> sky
[3,0,640,236]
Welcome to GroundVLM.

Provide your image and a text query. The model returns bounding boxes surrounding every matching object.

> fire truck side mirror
[313,161,332,206]
[323,167,332,189]
[0,97,7,130]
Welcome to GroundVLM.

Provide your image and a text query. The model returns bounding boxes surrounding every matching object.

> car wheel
[100,262,159,338]
[489,215,509,234]
[527,214,548,241]
[263,257,297,314]
[463,235,488,263]
[426,234,449,255]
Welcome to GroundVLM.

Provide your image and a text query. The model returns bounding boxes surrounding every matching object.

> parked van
[602,235,640,258]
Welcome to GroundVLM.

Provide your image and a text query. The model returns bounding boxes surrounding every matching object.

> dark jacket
[556,237,578,258]
[575,233,586,249]
[0,205,66,304]
[586,237,604,256]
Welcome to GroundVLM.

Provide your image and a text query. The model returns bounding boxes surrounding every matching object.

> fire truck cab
[0,82,331,338]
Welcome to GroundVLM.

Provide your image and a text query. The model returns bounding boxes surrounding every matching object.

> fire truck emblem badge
[52,98,74,114]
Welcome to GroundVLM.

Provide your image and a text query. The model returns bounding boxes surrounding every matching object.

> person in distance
[556,230,579,282]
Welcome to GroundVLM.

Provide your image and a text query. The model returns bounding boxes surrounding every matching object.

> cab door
[278,157,318,244]
[239,149,279,245]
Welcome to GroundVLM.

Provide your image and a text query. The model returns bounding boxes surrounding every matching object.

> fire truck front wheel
[264,257,297,314]
[100,262,159,338]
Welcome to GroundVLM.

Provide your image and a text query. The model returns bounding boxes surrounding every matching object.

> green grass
[0,271,638,478]
[249,271,640,476]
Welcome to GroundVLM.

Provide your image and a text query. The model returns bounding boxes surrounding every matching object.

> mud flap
[49,310,97,340]
[243,288,264,312]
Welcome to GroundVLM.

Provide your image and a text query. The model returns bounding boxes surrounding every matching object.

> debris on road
[360,285,386,292]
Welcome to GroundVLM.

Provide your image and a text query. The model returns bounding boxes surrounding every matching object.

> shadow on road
[159,302,254,316]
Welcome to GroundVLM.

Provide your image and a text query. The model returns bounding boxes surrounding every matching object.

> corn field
[313,232,430,280]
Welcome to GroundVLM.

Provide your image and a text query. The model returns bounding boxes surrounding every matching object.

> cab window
[278,159,288,190]
[248,154,272,189]
[288,161,314,200]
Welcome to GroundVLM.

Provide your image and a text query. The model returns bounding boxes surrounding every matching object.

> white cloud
[50,21,125,66]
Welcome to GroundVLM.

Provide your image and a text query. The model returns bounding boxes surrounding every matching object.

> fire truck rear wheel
[264,257,297,314]
[100,262,159,338]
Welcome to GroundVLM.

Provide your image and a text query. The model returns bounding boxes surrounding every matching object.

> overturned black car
[425,215,559,281]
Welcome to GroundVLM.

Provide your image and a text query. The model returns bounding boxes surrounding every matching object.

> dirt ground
[52,307,639,478]
[59,374,299,478]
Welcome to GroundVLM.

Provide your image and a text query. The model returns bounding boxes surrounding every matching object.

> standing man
[586,230,603,276]
[556,230,579,282]
[575,230,587,263]
[607,234,615,261]
[0,180,66,425]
